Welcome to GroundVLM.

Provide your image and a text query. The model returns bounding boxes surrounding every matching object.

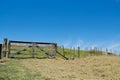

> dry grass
[21,56,120,80]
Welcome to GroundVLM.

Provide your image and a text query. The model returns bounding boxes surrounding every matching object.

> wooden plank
[56,51,68,60]
[9,40,57,46]
[8,42,11,58]
[14,47,28,54]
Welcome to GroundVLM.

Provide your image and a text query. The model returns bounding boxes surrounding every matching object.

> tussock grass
[0,55,120,80]
[21,55,120,80]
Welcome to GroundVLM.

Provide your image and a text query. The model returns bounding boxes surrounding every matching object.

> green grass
[0,45,118,80]
[0,59,45,80]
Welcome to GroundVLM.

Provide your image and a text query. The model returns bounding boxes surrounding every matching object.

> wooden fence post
[70,47,74,60]
[94,47,97,56]
[73,47,75,59]
[106,48,108,55]
[84,47,88,57]
[70,47,72,59]
[55,44,57,57]
[32,43,35,58]
[0,44,2,59]
[100,48,102,55]
[3,38,8,57]
[78,46,80,58]
[62,46,65,57]
[90,47,92,56]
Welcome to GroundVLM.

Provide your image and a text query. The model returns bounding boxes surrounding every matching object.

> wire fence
[57,45,119,60]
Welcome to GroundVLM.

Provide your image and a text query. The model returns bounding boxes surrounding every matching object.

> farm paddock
[0,38,120,80]
[0,56,120,80]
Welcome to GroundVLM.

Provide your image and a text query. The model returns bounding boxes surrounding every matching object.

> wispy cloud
[105,42,120,54]
[107,43,120,50]
[61,35,120,54]
[63,39,99,50]
[62,40,72,48]
[73,39,84,48]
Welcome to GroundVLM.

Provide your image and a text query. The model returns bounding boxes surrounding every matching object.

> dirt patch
[21,56,120,80]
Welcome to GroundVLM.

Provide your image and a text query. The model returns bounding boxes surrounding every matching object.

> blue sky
[0,0,120,53]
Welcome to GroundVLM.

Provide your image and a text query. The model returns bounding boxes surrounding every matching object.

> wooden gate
[8,40,57,59]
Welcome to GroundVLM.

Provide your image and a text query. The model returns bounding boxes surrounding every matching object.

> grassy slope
[21,55,120,80]
[1,46,118,80]
[0,55,120,80]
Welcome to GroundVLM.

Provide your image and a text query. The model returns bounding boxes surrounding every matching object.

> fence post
[62,46,65,57]
[70,47,74,60]
[73,47,75,59]
[94,47,97,56]
[55,44,57,57]
[90,47,92,56]
[3,38,8,57]
[100,48,102,55]
[78,46,80,58]
[70,47,72,59]
[8,42,10,58]
[32,43,35,58]
[84,47,88,57]
[0,44,2,59]
[106,48,108,55]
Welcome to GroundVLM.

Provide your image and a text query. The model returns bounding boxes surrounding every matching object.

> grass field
[0,55,120,80]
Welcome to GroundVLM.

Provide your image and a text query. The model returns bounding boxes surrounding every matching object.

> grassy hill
[0,55,120,80]
[0,45,119,80]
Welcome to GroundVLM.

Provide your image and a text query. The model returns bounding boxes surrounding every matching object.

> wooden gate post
[0,44,2,59]
[3,38,8,57]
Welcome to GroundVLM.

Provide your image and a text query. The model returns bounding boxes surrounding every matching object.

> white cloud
[60,35,120,54]
[106,42,120,54]
[62,40,72,48]
[73,39,84,48]
[62,39,85,48]
[71,39,99,50]
[107,43,120,50]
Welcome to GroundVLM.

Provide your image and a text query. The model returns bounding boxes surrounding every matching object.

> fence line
[58,45,119,59]
[0,38,119,60]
